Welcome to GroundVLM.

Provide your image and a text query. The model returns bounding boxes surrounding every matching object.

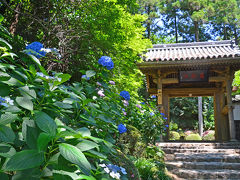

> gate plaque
[179,70,208,82]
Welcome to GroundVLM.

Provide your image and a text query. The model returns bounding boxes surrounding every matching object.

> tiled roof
[144,40,240,62]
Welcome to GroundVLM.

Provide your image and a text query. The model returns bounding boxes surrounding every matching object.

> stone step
[165,153,240,163]
[166,161,240,170]
[162,148,239,154]
[169,168,240,179]
[157,142,240,149]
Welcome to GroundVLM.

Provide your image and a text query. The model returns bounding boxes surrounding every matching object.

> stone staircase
[157,142,240,180]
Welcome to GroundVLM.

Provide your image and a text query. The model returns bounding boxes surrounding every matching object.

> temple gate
[138,40,240,141]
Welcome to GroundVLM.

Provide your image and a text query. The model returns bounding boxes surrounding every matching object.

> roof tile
[144,40,240,62]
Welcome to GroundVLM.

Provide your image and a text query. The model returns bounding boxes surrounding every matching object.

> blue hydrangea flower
[165,124,169,127]
[150,112,154,116]
[151,95,156,98]
[120,91,130,101]
[160,113,165,116]
[163,117,167,120]
[118,124,127,134]
[26,42,46,58]
[98,56,114,70]
[81,75,90,80]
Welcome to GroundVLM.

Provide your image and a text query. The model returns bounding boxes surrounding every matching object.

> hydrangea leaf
[86,70,96,78]
[4,150,44,171]
[59,143,91,175]
[76,140,99,152]
[0,112,18,125]
[16,97,33,111]
[0,143,16,158]
[34,111,57,136]
[53,74,71,86]
[77,127,91,137]
[0,125,15,143]
[0,83,10,96]
[37,132,53,152]
[18,86,37,99]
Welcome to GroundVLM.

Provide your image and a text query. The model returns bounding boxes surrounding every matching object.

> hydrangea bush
[0,21,167,179]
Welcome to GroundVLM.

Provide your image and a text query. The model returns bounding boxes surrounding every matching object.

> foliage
[185,133,202,141]
[169,131,180,141]
[170,97,214,131]
[0,19,165,179]
[126,98,167,144]
[202,130,215,141]
[1,0,151,98]
[134,158,170,180]
[117,125,146,158]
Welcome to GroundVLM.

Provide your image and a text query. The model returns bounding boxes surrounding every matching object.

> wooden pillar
[226,70,236,141]
[220,89,230,141]
[157,70,163,113]
[214,91,222,141]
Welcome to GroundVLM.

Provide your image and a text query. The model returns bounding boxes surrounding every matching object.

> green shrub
[134,158,171,180]
[185,133,202,140]
[169,131,180,140]
[169,122,178,131]
[202,130,215,141]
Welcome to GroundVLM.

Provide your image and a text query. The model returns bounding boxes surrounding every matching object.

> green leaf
[53,74,71,86]
[77,127,91,137]
[86,150,107,159]
[54,101,72,109]
[53,170,80,180]
[4,106,21,113]
[0,71,10,81]
[16,97,33,111]
[4,150,44,171]
[22,119,40,149]
[0,125,15,143]
[2,77,24,86]
[18,86,36,99]
[59,143,91,175]
[0,83,10,96]
[37,132,53,152]
[76,140,99,151]
[34,111,57,136]
[0,112,18,125]
[0,143,16,158]
[0,37,12,49]
[28,54,41,65]
[86,70,96,78]
[0,172,8,180]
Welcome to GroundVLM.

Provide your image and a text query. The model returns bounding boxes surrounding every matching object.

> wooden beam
[152,76,226,85]
[209,76,226,82]
[153,78,179,84]
[157,70,163,106]
[221,105,228,115]
[225,69,236,141]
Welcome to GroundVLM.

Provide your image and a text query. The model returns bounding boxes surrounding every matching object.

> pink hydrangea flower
[96,82,102,86]
[136,104,142,109]
[123,111,127,116]
[122,100,129,106]
[98,90,105,97]
[109,80,115,85]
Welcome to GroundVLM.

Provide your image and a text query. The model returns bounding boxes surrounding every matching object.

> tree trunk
[174,14,178,43]
[198,97,203,137]
[223,24,227,40]
[9,3,21,35]
[194,21,199,42]
[234,25,238,44]
[194,21,203,136]
[146,4,151,39]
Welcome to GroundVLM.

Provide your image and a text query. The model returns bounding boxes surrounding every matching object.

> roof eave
[137,57,240,70]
